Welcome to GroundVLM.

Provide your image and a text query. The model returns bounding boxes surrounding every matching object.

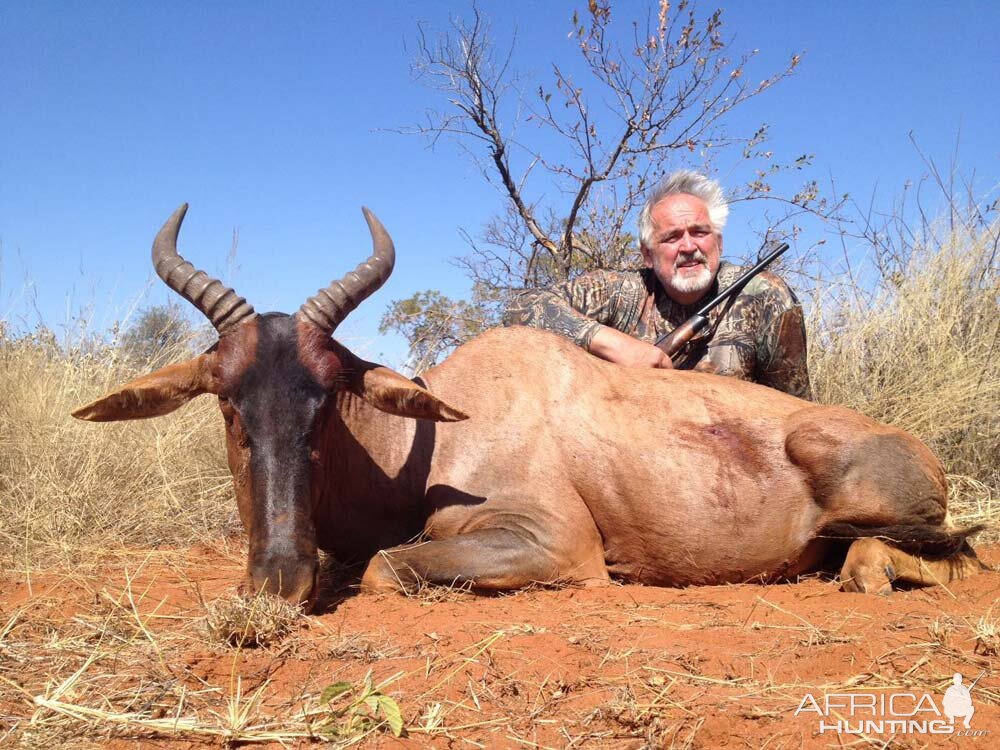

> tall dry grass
[0,327,236,571]
[805,209,998,533]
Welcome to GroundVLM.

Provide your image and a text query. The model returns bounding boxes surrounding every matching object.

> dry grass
[805,213,999,539]
[971,606,999,656]
[203,591,302,648]
[0,560,408,748]
[1,549,998,747]
[0,329,237,571]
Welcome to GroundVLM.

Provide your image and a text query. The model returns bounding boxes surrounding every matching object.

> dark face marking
[217,313,342,606]
[234,314,329,467]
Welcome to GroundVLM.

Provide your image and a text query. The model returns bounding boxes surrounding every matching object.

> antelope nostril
[248,555,318,605]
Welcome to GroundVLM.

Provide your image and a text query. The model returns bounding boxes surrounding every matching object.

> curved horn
[296,207,396,335]
[151,204,256,335]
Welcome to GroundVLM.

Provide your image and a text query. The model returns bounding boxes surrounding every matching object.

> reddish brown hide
[72,207,986,608]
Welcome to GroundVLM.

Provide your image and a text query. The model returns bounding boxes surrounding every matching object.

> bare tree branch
[385,0,834,365]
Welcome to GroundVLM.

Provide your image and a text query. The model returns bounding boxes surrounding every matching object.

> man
[503,170,811,398]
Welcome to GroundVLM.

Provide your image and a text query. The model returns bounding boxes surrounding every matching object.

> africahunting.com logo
[795,670,988,737]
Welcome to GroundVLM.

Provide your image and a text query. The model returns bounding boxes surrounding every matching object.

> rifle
[655,242,790,361]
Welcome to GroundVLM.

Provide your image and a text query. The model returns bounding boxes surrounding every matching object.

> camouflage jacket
[503,262,811,399]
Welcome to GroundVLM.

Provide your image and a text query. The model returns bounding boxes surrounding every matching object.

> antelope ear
[351,365,468,422]
[72,354,218,422]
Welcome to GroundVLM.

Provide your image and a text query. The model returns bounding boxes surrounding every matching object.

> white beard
[666,252,714,297]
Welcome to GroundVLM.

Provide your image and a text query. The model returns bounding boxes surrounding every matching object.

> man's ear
[349,364,468,422]
[639,243,653,268]
[72,354,218,422]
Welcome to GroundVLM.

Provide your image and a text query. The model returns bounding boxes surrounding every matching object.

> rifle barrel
[694,242,790,317]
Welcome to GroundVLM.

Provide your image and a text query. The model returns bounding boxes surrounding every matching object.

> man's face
[641,193,722,305]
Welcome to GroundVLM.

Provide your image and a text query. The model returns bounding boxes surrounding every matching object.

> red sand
[3,543,998,748]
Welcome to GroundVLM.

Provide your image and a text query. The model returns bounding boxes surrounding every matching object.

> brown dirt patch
[2,544,998,748]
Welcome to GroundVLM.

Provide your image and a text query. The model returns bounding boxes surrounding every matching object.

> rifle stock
[657,315,709,357]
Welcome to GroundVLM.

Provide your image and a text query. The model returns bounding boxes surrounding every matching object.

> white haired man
[503,170,810,397]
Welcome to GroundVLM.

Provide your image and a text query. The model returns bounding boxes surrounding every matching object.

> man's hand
[588,326,674,369]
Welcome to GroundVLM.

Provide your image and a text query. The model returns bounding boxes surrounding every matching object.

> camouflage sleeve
[502,270,632,349]
[754,274,812,399]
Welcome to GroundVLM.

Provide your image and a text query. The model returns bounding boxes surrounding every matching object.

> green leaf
[320,681,353,704]
[378,695,405,737]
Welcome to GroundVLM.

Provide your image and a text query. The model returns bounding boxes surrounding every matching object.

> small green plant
[313,671,405,740]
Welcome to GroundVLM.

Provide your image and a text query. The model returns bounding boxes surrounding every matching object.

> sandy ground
[1,543,998,749]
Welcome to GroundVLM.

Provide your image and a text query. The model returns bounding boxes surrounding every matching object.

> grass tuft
[971,608,999,656]
[203,591,301,648]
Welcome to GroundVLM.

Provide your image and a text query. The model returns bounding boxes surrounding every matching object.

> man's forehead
[652,194,712,227]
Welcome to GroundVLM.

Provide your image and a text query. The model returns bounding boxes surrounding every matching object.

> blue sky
[2,1,998,368]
